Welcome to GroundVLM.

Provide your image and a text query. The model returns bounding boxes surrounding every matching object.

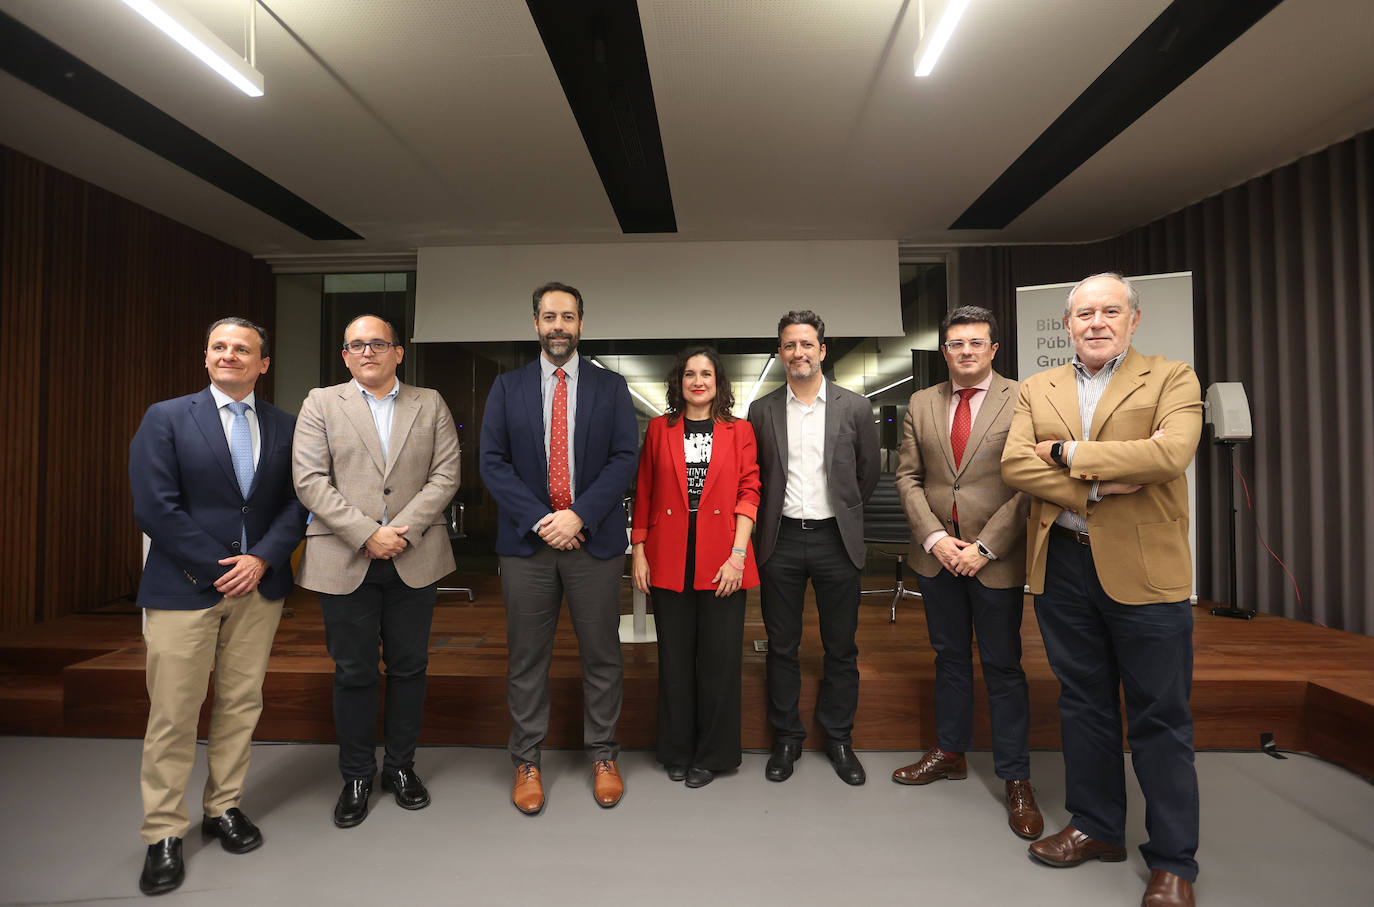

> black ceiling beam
[951,0,1286,231]
[526,0,676,234]
[0,10,361,241]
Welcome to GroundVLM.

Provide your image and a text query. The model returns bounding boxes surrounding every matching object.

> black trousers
[915,567,1031,779]
[759,519,861,744]
[1034,532,1199,882]
[652,517,745,771]
[319,559,437,779]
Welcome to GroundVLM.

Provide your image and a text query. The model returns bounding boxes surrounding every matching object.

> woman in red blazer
[631,346,761,788]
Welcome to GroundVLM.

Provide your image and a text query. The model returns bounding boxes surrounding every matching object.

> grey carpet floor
[0,738,1370,906]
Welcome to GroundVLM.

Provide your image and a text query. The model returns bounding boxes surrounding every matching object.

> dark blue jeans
[1034,532,1199,882]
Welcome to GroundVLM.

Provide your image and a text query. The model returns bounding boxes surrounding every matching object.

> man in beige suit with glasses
[294,314,459,829]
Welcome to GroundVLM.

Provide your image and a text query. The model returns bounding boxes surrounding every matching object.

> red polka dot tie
[549,367,571,512]
[950,387,978,523]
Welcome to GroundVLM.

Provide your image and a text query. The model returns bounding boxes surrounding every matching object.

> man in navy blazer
[129,318,306,896]
[480,282,638,815]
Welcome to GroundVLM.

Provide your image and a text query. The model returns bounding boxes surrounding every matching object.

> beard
[540,331,579,362]
[785,357,819,380]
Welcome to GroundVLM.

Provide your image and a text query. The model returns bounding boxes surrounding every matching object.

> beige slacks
[140,589,283,843]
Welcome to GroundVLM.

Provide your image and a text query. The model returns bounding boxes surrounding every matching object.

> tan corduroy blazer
[293,381,460,595]
[895,371,1028,590]
[1001,348,1202,605]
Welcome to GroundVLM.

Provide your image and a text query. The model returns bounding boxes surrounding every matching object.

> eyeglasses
[343,340,396,355]
[943,339,991,353]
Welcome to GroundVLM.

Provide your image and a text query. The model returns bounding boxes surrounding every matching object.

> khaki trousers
[140,590,283,843]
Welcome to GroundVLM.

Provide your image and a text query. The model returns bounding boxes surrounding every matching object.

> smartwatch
[1050,441,1068,468]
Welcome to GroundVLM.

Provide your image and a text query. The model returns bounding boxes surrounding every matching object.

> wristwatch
[1050,441,1068,467]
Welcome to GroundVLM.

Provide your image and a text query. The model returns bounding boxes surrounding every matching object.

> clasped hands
[215,554,268,597]
[538,509,584,550]
[365,525,409,559]
[931,536,986,577]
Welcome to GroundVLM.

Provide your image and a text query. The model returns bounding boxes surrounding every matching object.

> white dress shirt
[782,378,834,520]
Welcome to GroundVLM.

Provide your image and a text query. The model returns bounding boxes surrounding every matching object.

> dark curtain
[957,129,1373,634]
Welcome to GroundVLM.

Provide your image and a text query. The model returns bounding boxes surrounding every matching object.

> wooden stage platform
[3,575,1373,778]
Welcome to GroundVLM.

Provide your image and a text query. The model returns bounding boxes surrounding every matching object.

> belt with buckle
[781,517,837,530]
[1051,524,1091,546]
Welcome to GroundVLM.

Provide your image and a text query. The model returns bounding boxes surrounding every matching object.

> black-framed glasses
[343,340,396,355]
[942,339,991,353]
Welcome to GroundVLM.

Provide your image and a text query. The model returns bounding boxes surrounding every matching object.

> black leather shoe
[200,807,262,853]
[333,777,373,828]
[826,742,867,785]
[666,765,688,782]
[684,767,715,788]
[139,837,184,896]
[380,767,431,809]
[765,741,802,782]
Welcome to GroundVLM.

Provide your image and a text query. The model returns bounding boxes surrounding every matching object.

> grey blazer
[293,381,460,595]
[748,379,880,569]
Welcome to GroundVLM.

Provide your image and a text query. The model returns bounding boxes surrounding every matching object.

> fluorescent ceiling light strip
[586,357,662,415]
[914,0,971,77]
[122,0,265,97]
[865,375,914,398]
[743,355,776,410]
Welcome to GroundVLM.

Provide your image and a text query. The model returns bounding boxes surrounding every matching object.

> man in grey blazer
[748,310,880,785]
[890,305,1040,840]
[293,315,460,828]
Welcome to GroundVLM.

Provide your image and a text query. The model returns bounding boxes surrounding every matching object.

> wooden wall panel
[0,145,274,630]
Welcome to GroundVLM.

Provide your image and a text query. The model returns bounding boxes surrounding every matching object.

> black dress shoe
[333,777,373,828]
[139,837,184,896]
[826,742,867,785]
[765,741,802,782]
[200,807,262,853]
[666,765,688,782]
[684,767,715,788]
[381,767,431,810]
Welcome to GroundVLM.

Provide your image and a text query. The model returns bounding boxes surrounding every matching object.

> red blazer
[631,415,761,593]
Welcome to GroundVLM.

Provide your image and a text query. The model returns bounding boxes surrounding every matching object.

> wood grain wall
[0,146,274,631]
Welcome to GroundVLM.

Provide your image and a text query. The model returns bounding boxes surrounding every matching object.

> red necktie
[950,387,977,523]
[549,367,572,512]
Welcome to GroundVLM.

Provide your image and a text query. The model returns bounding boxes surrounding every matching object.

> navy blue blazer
[479,358,639,560]
[130,387,308,609]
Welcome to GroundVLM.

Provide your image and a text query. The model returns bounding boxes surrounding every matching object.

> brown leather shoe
[592,759,624,808]
[1028,825,1127,867]
[891,749,967,785]
[512,763,544,815]
[1142,870,1195,906]
[1006,780,1044,840]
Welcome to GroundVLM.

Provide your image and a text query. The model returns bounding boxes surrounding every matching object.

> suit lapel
[246,402,276,498]
[573,360,592,485]
[958,376,1010,476]
[931,383,956,474]
[339,384,386,474]
[768,391,788,473]
[1045,366,1083,441]
[1089,348,1148,440]
[384,384,420,478]
[522,361,549,479]
[669,417,689,507]
[192,388,241,494]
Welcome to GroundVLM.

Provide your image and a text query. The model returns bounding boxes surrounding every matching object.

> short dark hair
[940,305,999,345]
[343,314,401,346]
[664,345,737,425]
[205,317,269,357]
[776,310,825,345]
[532,281,584,318]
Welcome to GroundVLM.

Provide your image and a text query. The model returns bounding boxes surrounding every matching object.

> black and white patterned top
[683,418,713,512]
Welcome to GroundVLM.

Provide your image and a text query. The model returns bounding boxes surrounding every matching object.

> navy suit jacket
[479,357,639,560]
[130,387,308,609]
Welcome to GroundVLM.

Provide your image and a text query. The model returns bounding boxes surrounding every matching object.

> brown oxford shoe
[592,759,624,808]
[1006,780,1045,840]
[891,749,967,785]
[1028,825,1127,867]
[512,762,544,815]
[1142,870,1195,907]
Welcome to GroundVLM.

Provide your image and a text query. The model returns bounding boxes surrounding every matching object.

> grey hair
[1064,272,1140,320]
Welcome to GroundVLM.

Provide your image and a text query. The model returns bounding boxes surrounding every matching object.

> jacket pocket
[1137,518,1189,589]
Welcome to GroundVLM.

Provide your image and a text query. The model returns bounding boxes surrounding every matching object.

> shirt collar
[209,384,256,411]
[951,372,993,394]
[353,378,399,401]
[1071,348,1128,381]
[785,376,827,405]
[540,351,581,381]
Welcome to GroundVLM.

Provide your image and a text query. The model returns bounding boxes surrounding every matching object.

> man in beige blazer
[891,305,1039,840]
[293,315,460,829]
[1002,273,1203,907]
